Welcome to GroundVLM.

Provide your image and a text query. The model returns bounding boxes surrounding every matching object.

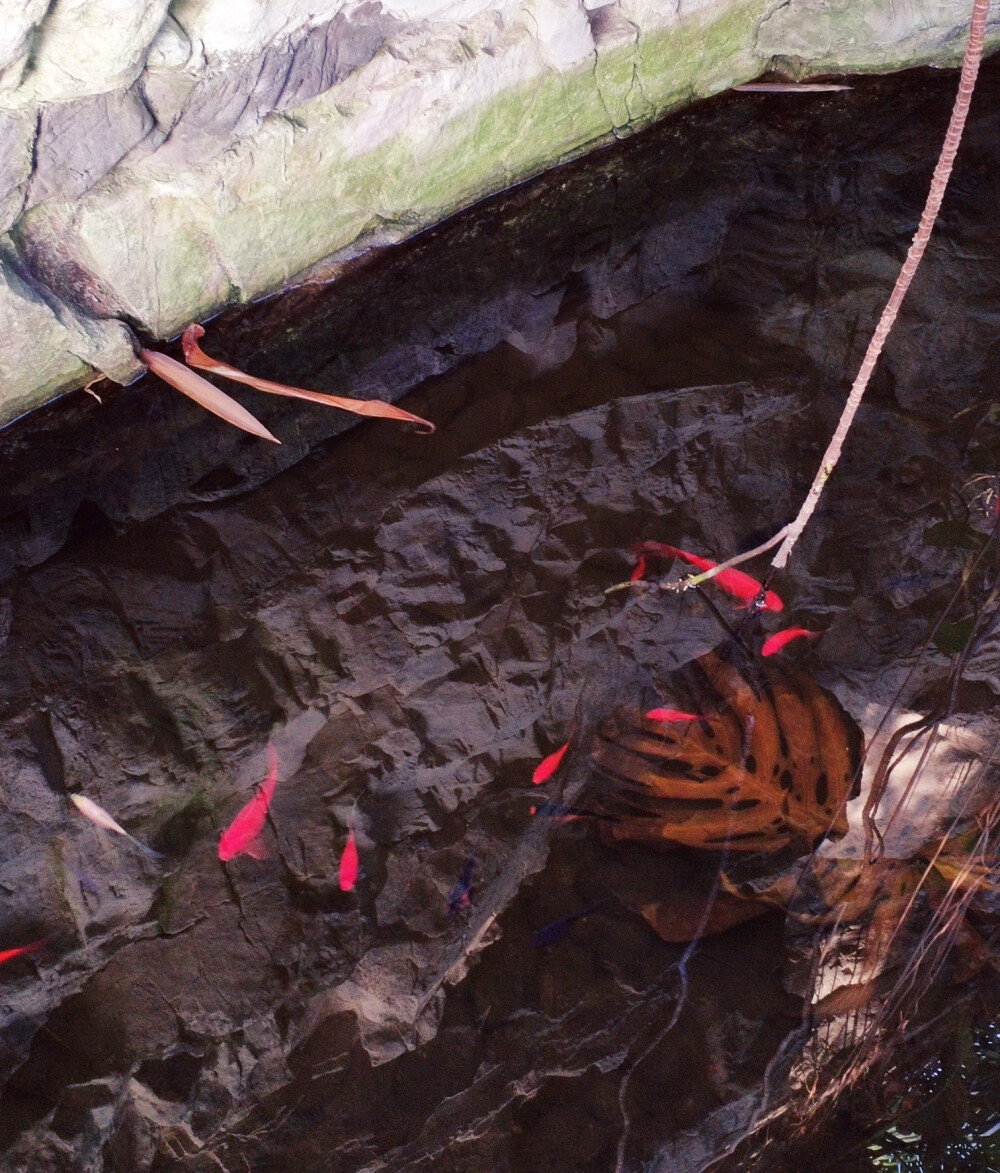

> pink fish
[532,741,569,785]
[0,940,45,970]
[338,829,359,892]
[761,627,818,656]
[644,708,708,723]
[630,542,783,612]
[218,744,279,862]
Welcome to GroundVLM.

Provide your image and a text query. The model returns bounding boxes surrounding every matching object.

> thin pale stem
[771,0,990,573]
[604,526,788,596]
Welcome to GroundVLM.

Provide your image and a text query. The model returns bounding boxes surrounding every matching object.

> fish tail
[128,834,164,861]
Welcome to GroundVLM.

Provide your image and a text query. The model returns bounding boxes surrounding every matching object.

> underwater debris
[138,348,280,443]
[181,324,436,434]
[734,82,852,92]
[590,650,862,853]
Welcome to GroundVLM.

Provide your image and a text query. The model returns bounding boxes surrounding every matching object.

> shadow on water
[3,58,1000,1172]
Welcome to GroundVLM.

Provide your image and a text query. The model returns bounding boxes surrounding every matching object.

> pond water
[3,57,1000,1173]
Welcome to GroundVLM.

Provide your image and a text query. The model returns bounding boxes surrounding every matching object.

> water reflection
[2,59,1000,1173]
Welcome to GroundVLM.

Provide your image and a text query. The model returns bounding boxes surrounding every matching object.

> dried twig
[734,82,852,93]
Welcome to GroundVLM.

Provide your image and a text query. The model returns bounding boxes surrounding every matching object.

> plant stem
[771,0,990,573]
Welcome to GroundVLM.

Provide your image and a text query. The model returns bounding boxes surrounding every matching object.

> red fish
[644,708,708,723]
[218,744,279,862]
[630,542,783,612]
[338,829,359,892]
[761,627,818,656]
[532,741,569,785]
[530,802,616,824]
[0,940,45,969]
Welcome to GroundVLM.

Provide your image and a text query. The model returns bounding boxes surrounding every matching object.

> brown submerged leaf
[590,649,863,853]
[810,976,891,1019]
[638,890,773,942]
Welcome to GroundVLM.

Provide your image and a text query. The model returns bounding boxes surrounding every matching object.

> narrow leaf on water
[181,324,435,434]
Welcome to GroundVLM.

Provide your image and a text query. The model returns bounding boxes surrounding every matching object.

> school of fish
[6,535,817,974]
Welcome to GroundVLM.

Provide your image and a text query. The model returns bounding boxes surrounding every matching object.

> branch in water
[182,324,435,434]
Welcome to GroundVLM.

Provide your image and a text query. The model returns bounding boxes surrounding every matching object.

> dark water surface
[3,59,1000,1172]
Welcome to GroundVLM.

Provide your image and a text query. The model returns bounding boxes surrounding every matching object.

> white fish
[70,794,162,859]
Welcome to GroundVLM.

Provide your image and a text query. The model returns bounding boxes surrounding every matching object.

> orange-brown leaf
[181,324,435,434]
[139,349,280,444]
[639,890,773,942]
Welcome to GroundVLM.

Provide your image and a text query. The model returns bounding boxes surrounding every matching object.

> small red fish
[218,743,278,862]
[0,940,45,969]
[644,708,708,723]
[630,542,783,612]
[338,829,359,892]
[761,627,818,656]
[532,741,569,785]
[629,555,647,582]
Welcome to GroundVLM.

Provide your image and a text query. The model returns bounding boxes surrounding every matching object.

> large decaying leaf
[589,650,863,853]
[638,888,776,942]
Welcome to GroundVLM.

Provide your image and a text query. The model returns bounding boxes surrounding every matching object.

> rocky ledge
[1,0,997,424]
